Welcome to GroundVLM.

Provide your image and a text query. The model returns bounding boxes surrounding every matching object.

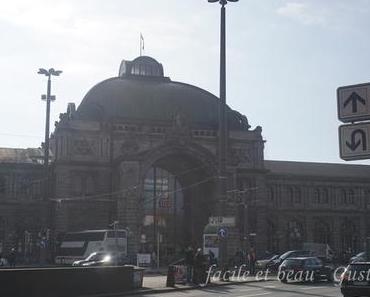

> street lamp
[207,0,239,201]
[38,68,62,200]
[207,0,238,266]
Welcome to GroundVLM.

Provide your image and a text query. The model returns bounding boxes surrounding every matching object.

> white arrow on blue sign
[218,227,228,238]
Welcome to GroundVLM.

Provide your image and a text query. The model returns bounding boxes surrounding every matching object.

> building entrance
[140,154,215,264]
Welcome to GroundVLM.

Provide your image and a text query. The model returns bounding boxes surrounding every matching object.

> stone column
[118,161,142,257]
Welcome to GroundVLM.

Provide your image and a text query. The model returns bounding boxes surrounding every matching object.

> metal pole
[153,167,157,267]
[44,75,51,200]
[218,2,228,268]
[114,221,119,265]
[173,177,177,254]
[217,2,227,210]
[157,232,160,270]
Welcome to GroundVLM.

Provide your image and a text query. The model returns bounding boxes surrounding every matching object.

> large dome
[76,56,250,130]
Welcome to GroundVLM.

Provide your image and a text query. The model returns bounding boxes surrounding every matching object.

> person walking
[184,246,194,283]
[8,248,17,267]
[193,248,206,285]
[248,247,256,275]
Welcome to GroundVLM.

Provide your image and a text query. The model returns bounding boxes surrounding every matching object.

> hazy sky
[1,0,370,165]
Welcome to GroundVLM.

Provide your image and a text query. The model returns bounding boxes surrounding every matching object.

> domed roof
[76,56,250,130]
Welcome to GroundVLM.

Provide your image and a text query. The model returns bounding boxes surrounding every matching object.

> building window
[288,187,294,204]
[314,188,320,204]
[294,187,302,204]
[348,189,354,205]
[268,187,274,202]
[341,189,347,205]
[320,189,329,204]
[0,176,5,195]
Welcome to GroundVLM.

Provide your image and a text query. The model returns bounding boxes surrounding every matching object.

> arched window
[142,167,184,255]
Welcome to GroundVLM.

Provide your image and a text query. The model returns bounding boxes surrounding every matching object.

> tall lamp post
[207,0,238,265]
[38,68,62,200]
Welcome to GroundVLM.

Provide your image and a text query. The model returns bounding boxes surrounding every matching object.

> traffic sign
[209,216,235,226]
[339,122,370,160]
[218,227,228,239]
[337,82,370,123]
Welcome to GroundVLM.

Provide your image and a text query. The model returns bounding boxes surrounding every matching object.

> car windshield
[348,264,370,272]
[270,255,279,261]
[279,251,292,260]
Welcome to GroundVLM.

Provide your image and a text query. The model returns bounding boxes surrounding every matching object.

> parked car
[350,252,366,263]
[267,250,314,272]
[278,257,333,283]
[340,262,370,297]
[72,251,126,267]
[256,254,279,271]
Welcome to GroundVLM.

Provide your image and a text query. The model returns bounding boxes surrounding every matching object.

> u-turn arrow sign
[339,122,370,160]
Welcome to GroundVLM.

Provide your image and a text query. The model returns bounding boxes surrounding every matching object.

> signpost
[337,82,370,161]
[337,83,370,122]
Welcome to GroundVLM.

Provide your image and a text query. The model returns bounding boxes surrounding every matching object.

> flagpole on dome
[140,33,145,56]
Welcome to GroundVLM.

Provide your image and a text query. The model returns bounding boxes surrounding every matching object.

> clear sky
[1,0,370,164]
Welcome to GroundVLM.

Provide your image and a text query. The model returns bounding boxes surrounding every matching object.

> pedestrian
[0,253,7,266]
[234,248,243,266]
[248,247,256,275]
[151,250,157,268]
[184,246,194,283]
[208,249,217,266]
[193,248,206,285]
[8,248,17,267]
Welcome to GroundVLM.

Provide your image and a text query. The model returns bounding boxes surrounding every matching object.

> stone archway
[139,152,216,263]
[117,143,217,261]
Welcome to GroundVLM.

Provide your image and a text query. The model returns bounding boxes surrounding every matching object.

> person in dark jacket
[184,246,194,283]
[8,248,17,267]
[193,248,207,285]
[248,247,256,275]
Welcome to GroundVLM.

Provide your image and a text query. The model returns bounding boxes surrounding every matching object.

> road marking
[300,286,326,290]
[235,293,271,297]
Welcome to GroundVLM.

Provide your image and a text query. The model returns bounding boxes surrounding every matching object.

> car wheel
[280,277,288,284]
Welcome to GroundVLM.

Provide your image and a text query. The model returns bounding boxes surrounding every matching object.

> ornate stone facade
[1,56,370,261]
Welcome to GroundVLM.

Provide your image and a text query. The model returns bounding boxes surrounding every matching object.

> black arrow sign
[346,129,367,151]
[344,92,366,113]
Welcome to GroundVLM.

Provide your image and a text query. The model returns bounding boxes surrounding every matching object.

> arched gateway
[51,56,265,261]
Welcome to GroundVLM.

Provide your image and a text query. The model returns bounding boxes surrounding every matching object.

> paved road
[137,281,343,297]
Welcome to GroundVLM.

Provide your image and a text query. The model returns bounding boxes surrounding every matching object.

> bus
[55,229,128,265]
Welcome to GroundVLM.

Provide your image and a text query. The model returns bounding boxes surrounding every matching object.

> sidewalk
[124,271,276,296]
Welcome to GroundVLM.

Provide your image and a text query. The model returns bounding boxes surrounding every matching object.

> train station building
[1,56,370,262]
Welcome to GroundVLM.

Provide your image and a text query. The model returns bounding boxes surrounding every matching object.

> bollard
[166,265,175,287]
